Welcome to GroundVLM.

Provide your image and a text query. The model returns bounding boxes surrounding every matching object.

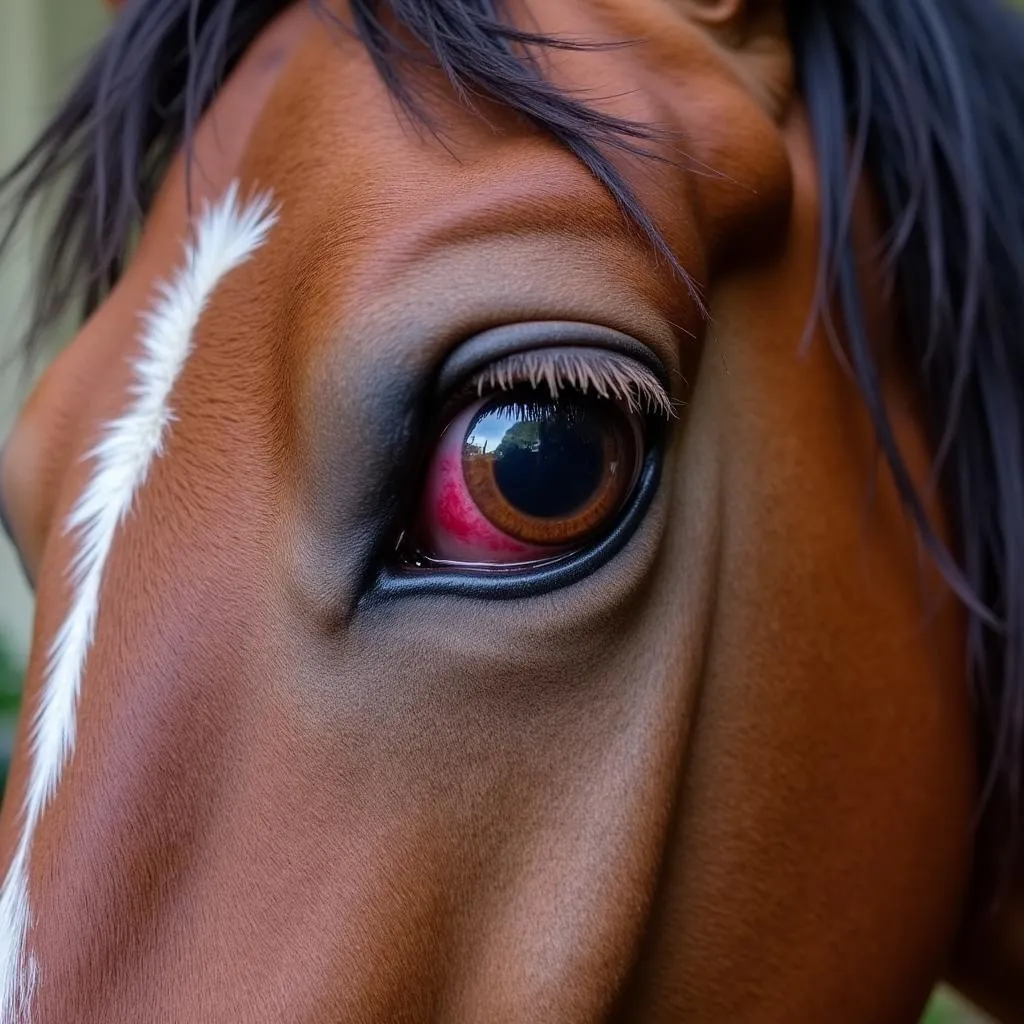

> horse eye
[402,388,646,570]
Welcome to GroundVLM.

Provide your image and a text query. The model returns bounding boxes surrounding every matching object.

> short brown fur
[0,1,1021,1021]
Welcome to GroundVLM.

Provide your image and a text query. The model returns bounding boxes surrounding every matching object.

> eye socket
[396,345,670,574]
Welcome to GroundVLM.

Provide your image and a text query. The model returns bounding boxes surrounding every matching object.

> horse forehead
[230,0,793,300]
[261,0,793,156]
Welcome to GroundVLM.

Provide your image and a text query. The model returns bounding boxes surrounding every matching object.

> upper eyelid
[432,321,673,400]
[429,321,678,434]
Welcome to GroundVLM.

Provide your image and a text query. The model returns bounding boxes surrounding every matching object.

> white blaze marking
[0,182,278,1022]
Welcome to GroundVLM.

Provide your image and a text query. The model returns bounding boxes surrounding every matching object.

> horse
[0,0,1022,1019]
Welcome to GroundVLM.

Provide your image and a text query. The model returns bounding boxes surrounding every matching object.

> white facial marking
[0,182,278,1022]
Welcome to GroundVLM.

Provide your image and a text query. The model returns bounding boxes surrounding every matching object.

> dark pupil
[466,397,608,518]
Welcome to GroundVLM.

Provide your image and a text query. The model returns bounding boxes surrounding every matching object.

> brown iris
[461,392,642,546]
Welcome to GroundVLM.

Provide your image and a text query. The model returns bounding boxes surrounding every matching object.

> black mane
[792,0,1024,885]
[2,0,1024,884]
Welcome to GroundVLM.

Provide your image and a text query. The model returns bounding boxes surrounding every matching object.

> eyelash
[464,348,672,418]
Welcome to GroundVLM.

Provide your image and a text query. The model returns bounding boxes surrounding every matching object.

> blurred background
[0,2,1007,1021]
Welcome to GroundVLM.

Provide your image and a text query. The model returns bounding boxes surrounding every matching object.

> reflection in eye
[400,347,671,571]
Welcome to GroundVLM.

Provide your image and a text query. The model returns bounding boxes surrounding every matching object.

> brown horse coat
[1,1,1022,1020]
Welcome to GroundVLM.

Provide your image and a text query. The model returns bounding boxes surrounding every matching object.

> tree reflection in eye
[461,393,640,548]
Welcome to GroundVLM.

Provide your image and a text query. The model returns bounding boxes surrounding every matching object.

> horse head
[0,1,1022,1020]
